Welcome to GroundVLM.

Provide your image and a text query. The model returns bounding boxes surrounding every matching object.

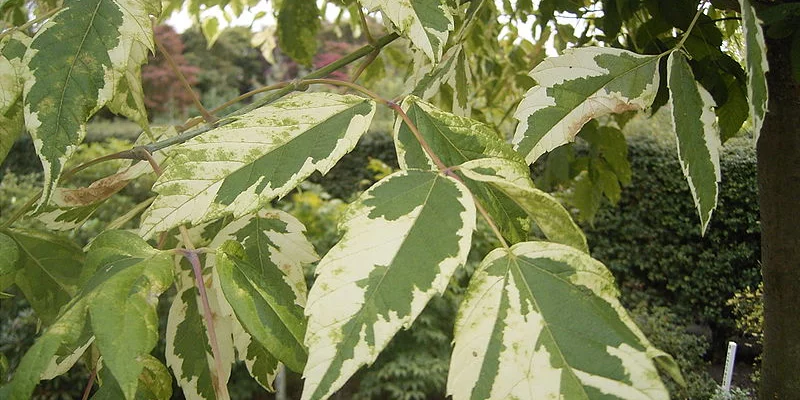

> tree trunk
[758,35,800,399]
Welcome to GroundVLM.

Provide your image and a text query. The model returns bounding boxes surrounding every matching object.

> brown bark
[758,35,800,399]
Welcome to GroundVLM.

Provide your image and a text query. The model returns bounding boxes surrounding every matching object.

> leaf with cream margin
[166,257,236,400]
[667,51,721,235]
[211,209,317,373]
[2,230,172,400]
[738,0,769,145]
[4,228,83,325]
[394,95,531,243]
[0,31,30,165]
[513,47,661,164]
[458,157,589,252]
[34,126,178,231]
[359,0,453,63]
[140,92,375,239]
[92,354,173,400]
[448,241,681,400]
[22,0,158,208]
[302,170,475,400]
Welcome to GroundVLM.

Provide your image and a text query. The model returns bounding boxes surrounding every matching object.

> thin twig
[154,24,216,124]
[80,366,97,400]
[0,7,60,39]
[358,7,375,44]
[676,2,707,50]
[350,50,379,82]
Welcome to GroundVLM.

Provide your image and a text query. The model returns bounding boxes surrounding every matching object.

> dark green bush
[584,134,761,336]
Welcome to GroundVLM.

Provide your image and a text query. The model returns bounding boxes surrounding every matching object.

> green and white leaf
[448,241,677,400]
[140,92,376,239]
[3,228,84,324]
[359,0,453,63]
[0,295,89,399]
[394,95,530,243]
[166,259,237,400]
[211,209,317,372]
[84,230,173,400]
[302,170,475,400]
[513,47,661,164]
[23,0,158,207]
[106,38,151,129]
[0,232,20,291]
[0,31,29,165]
[459,158,589,252]
[2,230,171,400]
[232,330,280,392]
[667,51,721,235]
[738,0,769,145]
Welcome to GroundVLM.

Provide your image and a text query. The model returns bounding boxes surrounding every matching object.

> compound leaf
[302,170,475,400]
[140,92,375,239]
[394,95,531,243]
[513,47,660,164]
[448,241,676,400]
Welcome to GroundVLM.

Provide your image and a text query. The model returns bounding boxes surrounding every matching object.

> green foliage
[0,0,780,399]
[584,135,760,327]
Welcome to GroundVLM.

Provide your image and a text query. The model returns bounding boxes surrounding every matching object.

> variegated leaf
[0,31,29,165]
[3,228,83,324]
[23,0,158,208]
[232,329,280,392]
[0,295,89,399]
[211,209,317,373]
[394,95,530,243]
[459,158,589,252]
[448,241,676,400]
[83,230,173,400]
[359,0,453,63]
[166,258,236,400]
[513,47,661,164]
[667,51,721,235]
[2,230,172,400]
[738,0,769,145]
[106,38,151,129]
[302,170,476,400]
[140,92,376,239]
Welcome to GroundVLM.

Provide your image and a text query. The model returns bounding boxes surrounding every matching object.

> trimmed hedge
[584,134,761,331]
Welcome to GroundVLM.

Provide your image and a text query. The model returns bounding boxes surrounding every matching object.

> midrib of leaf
[54,0,104,144]
[13,236,71,293]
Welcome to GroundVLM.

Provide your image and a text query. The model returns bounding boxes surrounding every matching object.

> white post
[721,341,738,393]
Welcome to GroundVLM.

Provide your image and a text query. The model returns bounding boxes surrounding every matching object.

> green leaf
[140,92,376,239]
[232,333,280,392]
[459,158,589,252]
[513,47,661,164]
[359,0,454,63]
[0,31,29,165]
[277,0,320,65]
[394,95,531,243]
[84,230,173,400]
[302,170,475,400]
[23,0,158,207]
[92,354,173,400]
[166,258,237,400]
[716,74,749,142]
[448,241,676,399]
[667,51,721,235]
[213,209,317,373]
[0,296,89,399]
[4,228,83,324]
[738,0,769,144]
[0,232,20,291]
